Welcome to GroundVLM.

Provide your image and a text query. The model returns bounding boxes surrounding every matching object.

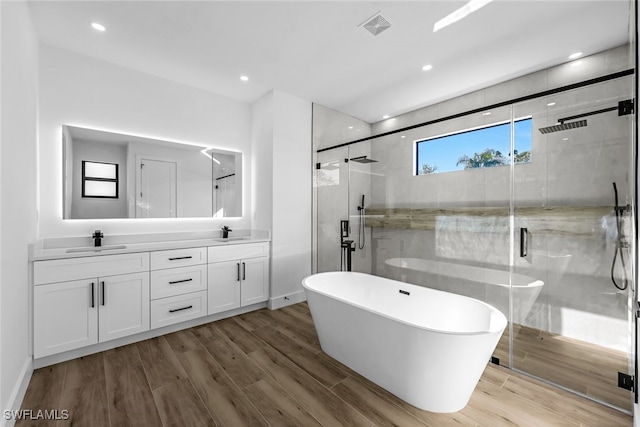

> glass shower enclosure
[314,71,636,412]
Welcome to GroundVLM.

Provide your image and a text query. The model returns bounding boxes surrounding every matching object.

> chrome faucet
[221,226,232,239]
[92,230,103,247]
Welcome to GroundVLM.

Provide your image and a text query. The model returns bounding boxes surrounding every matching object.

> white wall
[38,45,252,238]
[0,1,39,423]
[271,91,312,303]
[251,92,274,232]
[252,90,312,307]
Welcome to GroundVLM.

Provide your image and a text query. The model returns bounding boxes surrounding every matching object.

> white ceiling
[28,1,632,123]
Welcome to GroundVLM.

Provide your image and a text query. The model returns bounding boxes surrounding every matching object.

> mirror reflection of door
[137,158,177,218]
[214,174,236,218]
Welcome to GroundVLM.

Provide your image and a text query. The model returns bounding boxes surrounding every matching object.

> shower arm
[557,99,634,124]
[556,106,618,124]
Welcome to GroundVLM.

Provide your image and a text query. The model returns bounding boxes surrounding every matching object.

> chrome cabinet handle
[91,282,95,308]
[237,263,240,281]
[169,305,193,313]
[520,227,528,257]
[242,262,246,280]
[101,281,105,306]
[168,256,193,261]
[169,278,193,285]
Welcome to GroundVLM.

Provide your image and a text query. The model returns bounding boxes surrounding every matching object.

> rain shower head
[538,119,587,134]
[348,156,378,163]
[538,101,633,135]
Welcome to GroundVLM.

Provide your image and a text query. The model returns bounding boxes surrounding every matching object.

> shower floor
[494,323,631,411]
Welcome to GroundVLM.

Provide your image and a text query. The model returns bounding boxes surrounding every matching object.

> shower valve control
[618,99,634,116]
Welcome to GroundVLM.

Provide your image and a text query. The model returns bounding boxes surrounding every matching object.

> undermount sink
[213,236,251,242]
[66,245,127,253]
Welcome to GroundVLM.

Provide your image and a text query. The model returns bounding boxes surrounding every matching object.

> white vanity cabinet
[150,247,208,329]
[208,242,270,314]
[31,232,271,361]
[33,253,150,358]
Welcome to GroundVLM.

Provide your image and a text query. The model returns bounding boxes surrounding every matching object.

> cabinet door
[241,257,269,306]
[34,279,98,358]
[98,272,150,342]
[208,260,241,314]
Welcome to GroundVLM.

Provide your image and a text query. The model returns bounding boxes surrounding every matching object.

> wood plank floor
[494,323,632,412]
[17,303,631,426]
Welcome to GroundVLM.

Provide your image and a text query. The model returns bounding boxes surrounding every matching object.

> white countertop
[29,229,271,261]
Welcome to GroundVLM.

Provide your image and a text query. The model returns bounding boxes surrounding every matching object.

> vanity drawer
[208,242,269,263]
[150,264,207,300]
[34,252,150,285]
[150,247,207,270]
[150,291,207,329]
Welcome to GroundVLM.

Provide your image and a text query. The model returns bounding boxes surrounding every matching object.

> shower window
[415,117,532,175]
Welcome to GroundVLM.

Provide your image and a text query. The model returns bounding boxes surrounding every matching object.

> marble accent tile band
[365,206,614,237]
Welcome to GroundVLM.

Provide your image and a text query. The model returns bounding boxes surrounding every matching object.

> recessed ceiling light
[400,135,406,138]
[240,75,249,82]
[547,102,556,106]
[348,126,354,129]
[422,64,433,71]
[569,52,583,60]
[91,22,106,32]
[382,115,390,119]
[482,112,491,116]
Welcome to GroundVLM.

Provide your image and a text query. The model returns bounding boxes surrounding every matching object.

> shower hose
[358,207,365,250]
[611,182,628,291]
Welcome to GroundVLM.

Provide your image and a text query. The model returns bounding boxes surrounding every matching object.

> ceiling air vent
[361,13,391,36]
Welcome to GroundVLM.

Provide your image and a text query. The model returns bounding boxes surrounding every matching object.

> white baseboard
[2,357,33,427]
[268,290,306,310]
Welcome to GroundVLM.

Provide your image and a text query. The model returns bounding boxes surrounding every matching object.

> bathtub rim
[302,271,507,337]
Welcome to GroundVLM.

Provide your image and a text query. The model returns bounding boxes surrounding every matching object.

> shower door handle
[520,227,528,257]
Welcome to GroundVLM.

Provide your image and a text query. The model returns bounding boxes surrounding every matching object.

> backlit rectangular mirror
[62,125,242,219]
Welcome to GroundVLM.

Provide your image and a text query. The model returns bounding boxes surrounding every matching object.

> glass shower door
[511,78,635,411]
[361,105,514,369]
[316,146,352,272]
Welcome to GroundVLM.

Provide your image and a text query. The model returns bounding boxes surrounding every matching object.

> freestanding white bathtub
[302,271,507,413]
